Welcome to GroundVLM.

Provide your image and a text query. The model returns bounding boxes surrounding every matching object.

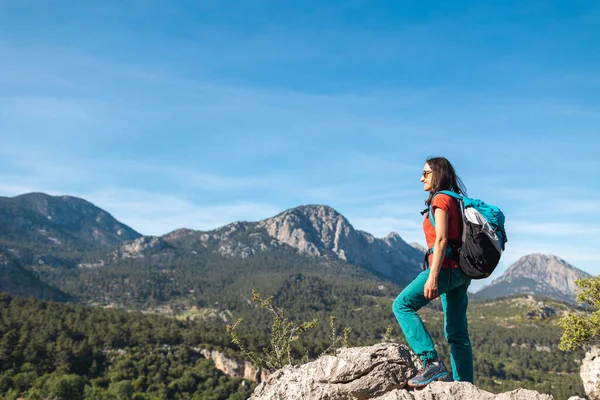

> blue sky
[0,1,599,290]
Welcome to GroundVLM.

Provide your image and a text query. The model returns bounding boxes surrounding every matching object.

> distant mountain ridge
[0,194,425,306]
[158,204,424,287]
[0,193,143,300]
[255,205,423,283]
[0,192,141,250]
[475,254,592,304]
[0,192,592,308]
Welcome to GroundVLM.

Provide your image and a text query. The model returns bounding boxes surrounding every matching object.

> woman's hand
[424,275,439,300]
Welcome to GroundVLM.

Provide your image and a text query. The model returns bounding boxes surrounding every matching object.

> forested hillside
[0,293,253,399]
[0,288,589,400]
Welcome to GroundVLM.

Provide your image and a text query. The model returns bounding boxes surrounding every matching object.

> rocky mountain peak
[256,204,355,259]
[14,193,106,222]
[494,253,590,289]
[3,193,141,246]
[476,253,591,303]
[163,228,197,241]
[252,204,422,285]
[383,232,404,247]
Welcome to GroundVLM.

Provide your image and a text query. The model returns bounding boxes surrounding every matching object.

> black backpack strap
[423,248,433,270]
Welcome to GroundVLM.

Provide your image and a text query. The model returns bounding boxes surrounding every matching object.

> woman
[392,156,473,388]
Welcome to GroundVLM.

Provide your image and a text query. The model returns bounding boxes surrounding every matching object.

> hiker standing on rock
[392,156,473,388]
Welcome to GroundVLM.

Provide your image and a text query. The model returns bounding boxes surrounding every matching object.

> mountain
[0,192,141,249]
[4,192,593,311]
[253,205,423,284]
[159,205,423,284]
[0,251,72,301]
[474,254,592,304]
[0,192,142,271]
[5,199,424,310]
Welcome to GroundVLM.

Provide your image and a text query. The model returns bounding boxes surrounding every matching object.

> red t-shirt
[423,193,462,269]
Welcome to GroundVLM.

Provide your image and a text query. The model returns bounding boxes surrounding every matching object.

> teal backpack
[429,190,507,279]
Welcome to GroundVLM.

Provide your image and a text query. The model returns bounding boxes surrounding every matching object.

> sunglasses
[422,170,433,178]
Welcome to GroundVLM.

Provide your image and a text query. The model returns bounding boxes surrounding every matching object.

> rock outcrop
[257,205,423,286]
[118,236,170,258]
[252,343,416,400]
[252,343,554,400]
[581,346,600,400]
[376,383,552,399]
[198,349,269,382]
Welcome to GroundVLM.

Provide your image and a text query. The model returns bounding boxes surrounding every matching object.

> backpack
[428,190,507,279]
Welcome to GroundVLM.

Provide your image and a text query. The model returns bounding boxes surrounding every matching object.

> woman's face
[420,163,433,192]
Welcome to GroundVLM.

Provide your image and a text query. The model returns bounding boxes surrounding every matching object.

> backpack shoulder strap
[437,190,464,200]
[428,191,464,228]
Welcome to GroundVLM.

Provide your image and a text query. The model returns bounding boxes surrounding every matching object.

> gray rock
[581,346,600,400]
[374,382,494,399]
[251,343,417,400]
[119,236,168,258]
[494,388,553,399]
[251,344,556,400]
[256,205,423,286]
[197,348,269,382]
[374,383,551,400]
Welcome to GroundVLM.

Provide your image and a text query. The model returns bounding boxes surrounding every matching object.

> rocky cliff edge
[251,343,554,400]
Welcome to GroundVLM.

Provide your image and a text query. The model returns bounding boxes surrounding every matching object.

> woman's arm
[424,206,449,299]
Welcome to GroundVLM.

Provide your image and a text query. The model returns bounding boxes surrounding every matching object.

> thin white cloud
[121,163,286,191]
[0,146,292,193]
[1,96,96,123]
[546,200,600,214]
[508,220,600,236]
[350,216,423,242]
[0,147,109,188]
[82,188,282,236]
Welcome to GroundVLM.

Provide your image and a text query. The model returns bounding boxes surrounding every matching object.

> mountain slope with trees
[0,252,72,302]
[0,292,254,399]
[0,193,424,311]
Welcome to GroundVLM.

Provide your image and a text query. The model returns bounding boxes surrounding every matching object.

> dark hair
[422,156,467,212]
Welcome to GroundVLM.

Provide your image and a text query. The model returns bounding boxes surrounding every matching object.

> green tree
[559,277,600,350]
[109,380,134,400]
[45,373,86,400]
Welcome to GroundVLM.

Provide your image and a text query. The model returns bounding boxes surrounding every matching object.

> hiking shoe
[407,359,449,388]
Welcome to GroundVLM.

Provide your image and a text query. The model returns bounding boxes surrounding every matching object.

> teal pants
[392,268,473,383]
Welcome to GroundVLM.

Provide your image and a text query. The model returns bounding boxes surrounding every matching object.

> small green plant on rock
[318,316,352,358]
[226,290,351,371]
[381,325,394,343]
